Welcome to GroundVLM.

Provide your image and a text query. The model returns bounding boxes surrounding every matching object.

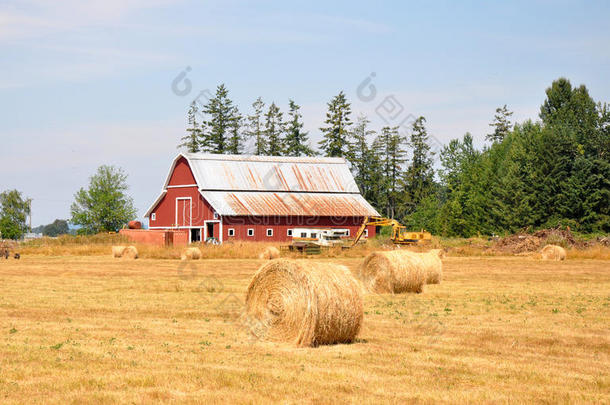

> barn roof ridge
[182,152,347,164]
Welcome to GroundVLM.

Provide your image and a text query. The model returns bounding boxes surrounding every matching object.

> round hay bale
[181,247,202,260]
[540,244,566,261]
[259,246,280,260]
[421,249,444,284]
[244,259,363,347]
[122,246,138,260]
[112,245,127,258]
[358,250,426,294]
[128,220,142,229]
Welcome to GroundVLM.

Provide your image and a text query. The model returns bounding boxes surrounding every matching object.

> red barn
[144,153,380,244]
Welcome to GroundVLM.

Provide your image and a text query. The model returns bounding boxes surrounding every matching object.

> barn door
[176,198,192,227]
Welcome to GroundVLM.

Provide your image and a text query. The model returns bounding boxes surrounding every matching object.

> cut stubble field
[0,255,608,403]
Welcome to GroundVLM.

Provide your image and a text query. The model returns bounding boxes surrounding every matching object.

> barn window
[345,229,350,236]
[228,228,235,237]
[300,232,307,238]
[151,213,156,221]
[364,229,368,237]
[311,233,317,239]
[247,228,254,237]
[287,229,293,236]
[213,212,219,219]
[266,229,273,237]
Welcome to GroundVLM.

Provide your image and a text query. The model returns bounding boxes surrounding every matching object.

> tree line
[180,78,609,236]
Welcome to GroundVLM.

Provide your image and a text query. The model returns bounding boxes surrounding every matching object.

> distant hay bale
[358,250,426,293]
[244,259,363,347]
[258,246,280,260]
[181,247,202,260]
[122,246,138,260]
[540,244,566,261]
[421,249,444,284]
[112,246,127,258]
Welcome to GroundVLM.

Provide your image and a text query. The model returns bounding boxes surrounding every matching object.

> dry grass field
[1,254,609,403]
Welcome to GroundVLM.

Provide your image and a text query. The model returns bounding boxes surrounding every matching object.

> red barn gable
[145,153,380,243]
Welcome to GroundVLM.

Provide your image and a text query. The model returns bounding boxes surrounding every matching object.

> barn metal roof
[201,191,380,217]
[171,153,359,193]
[147,153,380,218]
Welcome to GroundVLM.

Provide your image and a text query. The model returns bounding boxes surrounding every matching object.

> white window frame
[151,213,156,221]
[247,228,254,237]
[287,229,293,236]
[266,228,273,237]
[228,228,235,237]
[364,229,368,237]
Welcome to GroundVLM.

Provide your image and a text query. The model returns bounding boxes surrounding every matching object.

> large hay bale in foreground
[112,246,127,258]
[358,250,426,294]
[122,246,138,260]
[258,246,280,260]
[181,247,202,260]
[245,259,363,347]
[540,244,566,261]
[420,249,444,284]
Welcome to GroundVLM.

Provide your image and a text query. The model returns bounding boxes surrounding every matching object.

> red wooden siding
[149,187,217,228]
[168,157,197,185]
[222,216,376,242]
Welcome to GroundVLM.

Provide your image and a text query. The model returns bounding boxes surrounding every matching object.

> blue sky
[2,0,609,226]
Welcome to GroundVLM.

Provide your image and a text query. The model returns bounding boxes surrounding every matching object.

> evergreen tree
[540,77,598,155]
[178,101,202,152]
[284,100,314,156]
[227,106,242,154]
[404,116,435,206]
[486,104,513,143]
[375,126,406,218]
[319,91,352,157]
[245,97,266,155]
[201,84,236,154]
[348,115,378,206]
[264,102,285,156]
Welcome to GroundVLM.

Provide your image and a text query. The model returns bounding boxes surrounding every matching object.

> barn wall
[222,216,375,242]
[119,229,189,247]
[168,157,197,185]
[148,187,217,228]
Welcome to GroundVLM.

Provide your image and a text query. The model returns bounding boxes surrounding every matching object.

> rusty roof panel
[201,191,380,217]
[182,153,358,193]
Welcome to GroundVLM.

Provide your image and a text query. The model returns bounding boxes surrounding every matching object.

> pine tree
[486,104,513,143]
[284,100,314,156]
[348,115,377,204]
[227,106,242,154]
[376,126,407,218]
[178,101,202,152]
[265,102,284,156]
[319,91,352,157]
[245,97,266,155]
[404,116,435,206]
[201,84,236,154]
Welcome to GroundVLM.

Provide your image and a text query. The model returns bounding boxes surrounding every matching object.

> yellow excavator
[351,216,431,247]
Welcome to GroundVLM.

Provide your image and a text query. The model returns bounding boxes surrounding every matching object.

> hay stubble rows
[0,255,608,403]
